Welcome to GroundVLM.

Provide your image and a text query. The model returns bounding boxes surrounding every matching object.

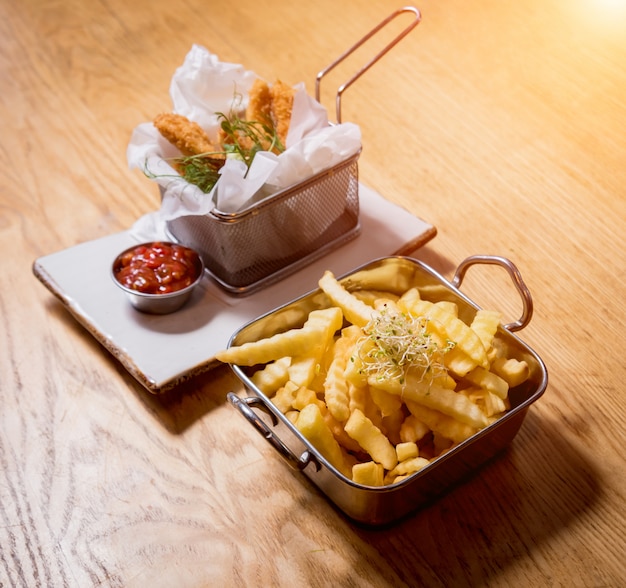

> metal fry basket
[166,7,421,295]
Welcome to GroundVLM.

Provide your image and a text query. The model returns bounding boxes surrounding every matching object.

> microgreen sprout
[357,305,455,386]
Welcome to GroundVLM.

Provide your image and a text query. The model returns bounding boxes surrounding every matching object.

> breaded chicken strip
[270,80,295,146]
[219,78,286,154]
[153,113,221,157]
[246,78,272,127]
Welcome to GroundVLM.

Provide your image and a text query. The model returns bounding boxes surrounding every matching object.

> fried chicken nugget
[153,113,221,157]
[270,80,295,146]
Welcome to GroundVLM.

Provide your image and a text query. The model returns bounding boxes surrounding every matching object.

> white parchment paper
[127,45,361,239]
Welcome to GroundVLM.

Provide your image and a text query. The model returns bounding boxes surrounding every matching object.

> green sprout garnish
[357,306,455,386]
[174,153,223,193]
[170,109,285,193]
[144,92,286,194]
[216,109,285,166]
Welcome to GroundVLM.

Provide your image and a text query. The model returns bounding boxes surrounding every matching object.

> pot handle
[227,392,321,472]
[451,255,533,332]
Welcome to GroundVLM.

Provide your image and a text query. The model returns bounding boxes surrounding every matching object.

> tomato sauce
[113,242,202,294]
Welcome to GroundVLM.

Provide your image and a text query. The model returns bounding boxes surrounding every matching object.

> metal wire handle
[227,392,321,472]
[451,255,534,332]
[315,6,422,123]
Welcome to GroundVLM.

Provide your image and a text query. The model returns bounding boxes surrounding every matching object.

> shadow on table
[49,287,600,585]
[119,361,239,434]
[409,244,459,278]
[45,295,235,433]
[349,408,603,586]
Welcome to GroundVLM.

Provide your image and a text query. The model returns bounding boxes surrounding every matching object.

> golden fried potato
[215,307,342,366]
[345,408,398,470]
[296,403,351,477]
[217,268,532,487]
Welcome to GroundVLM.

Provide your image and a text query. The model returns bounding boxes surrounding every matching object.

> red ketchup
[113,242,201,294]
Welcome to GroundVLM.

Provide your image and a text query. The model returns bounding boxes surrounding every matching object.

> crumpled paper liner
[127,44,362,241]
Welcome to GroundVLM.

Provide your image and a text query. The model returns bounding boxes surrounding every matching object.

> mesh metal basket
[165,7,421,295]
[166,151,361,293]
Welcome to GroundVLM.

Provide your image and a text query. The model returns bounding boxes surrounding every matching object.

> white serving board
[33,184,436,393]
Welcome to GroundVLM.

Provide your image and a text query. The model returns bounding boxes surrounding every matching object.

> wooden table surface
[2,0,625,585]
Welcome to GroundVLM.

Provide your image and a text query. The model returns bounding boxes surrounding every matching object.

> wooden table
[2,0,625,585]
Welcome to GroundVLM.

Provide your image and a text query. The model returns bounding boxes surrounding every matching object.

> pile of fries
[216,270,531,486]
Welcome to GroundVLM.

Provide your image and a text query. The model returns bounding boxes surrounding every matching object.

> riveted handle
[451,255,534,332]
[227,392,321,472]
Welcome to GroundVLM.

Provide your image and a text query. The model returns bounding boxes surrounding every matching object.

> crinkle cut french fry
[301,304,345,351]
[302,307,344,364]
[398,290,482,377]
[399,414,431,443]
[347,381,369,416]
[367,363,455,396]
[343,263,415,295]
[251,356,291,394]
[405,400,478,444]
[396,441,419,462]
[398,285,422,303]
[344,336,374,388]
[404,297,489,369]
[464,366,509,399]
[381,407,405,446]
[324,411,363,453]
[352,461,385,487]
[460,387,509,417]
[288,355,318,388]
[367,367,455,398]
[434,300,458,317]
[344,408,398,470]
[470,309,502,352]
[444,346,478,378]
[393,371,489,429]
[271,381,299,414]
[346,382,385,435]
[318,270,376,328]
[491,356,530,388]
[296,403,351,477]
[372,297,402,313]
[369,385,403,417]
[215,306,342,366]
[293,386,325,412]
[384,456,430,485]
[323,325,361,422]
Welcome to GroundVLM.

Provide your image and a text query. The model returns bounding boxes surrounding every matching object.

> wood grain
[2,0,625,585]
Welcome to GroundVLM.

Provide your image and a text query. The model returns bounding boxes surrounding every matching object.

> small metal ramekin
[111,241,204,315]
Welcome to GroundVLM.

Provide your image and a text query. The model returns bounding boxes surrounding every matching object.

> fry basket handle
[451,255,534,332]
[227,392,321,472]
[315,6,421,123]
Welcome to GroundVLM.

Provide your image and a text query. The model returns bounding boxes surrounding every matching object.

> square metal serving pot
[226,255,548,526]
